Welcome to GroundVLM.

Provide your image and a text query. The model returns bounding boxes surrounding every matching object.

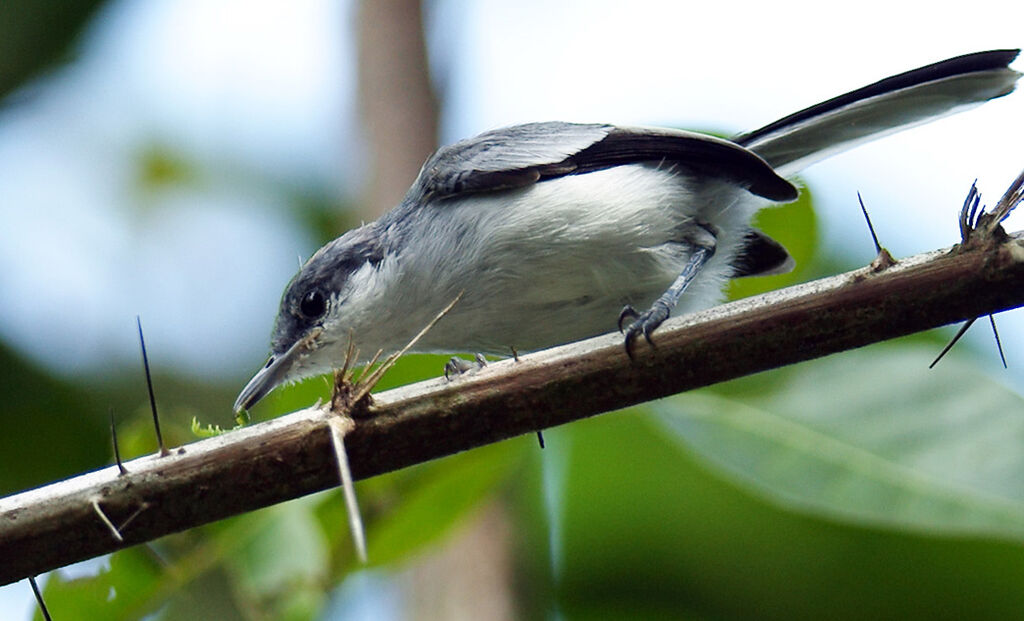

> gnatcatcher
[236,49,1020,411]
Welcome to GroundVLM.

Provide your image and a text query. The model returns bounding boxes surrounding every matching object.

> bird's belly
[408,165,757,353]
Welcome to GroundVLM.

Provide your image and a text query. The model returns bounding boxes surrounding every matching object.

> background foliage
[2,2,1023,620]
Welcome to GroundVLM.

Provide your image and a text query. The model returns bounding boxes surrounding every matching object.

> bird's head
[234,224,385,412]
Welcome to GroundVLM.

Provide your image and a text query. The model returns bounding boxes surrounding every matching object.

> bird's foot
[618,302,670,359]
[444,353,488,380]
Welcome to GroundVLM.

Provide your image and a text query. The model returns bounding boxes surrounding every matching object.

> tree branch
[4,227,1024,585]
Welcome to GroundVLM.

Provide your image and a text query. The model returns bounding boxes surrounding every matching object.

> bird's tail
[735,49,1020,175]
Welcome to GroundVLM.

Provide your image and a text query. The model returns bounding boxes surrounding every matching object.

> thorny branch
[3,173,1024,586]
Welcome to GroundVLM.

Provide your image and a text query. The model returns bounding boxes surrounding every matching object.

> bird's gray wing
[408,121,797,204]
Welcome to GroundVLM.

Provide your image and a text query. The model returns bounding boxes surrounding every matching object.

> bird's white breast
[360,164,766,354]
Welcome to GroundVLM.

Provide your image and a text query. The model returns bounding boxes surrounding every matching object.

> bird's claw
[618,303,669,360]
[444,353,487,380]
[617,305,639,332]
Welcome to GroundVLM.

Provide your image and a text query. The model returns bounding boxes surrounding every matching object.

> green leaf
[345,436,526,567]
[0,343,107,495]
[0,0,105,101]
[652,345,1024,538]
[40,549,164,621]
[540,407,1024,619]
[223,501,330,620]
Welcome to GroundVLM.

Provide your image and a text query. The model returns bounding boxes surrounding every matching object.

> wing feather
[407,121,797,204]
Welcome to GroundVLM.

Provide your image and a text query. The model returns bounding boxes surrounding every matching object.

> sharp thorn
[137,316,169,457]
[960,181,980,241]
[536,431,545,449]
[989,314,1008,369]
[92,499,124,543]
[858,192,883,255]
[987,167,1024,232]
[929,317,977,369]
[327,417,367,563]
[110,407,127,476]
[29,575,52,621]
[118,501,150,533]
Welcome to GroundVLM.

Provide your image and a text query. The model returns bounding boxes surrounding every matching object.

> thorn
[118,501,150,533]
[28,575,52,621]
[92,499,124,543]
[510,346,519,362]
[959,180,981,241]
[989,314,1008,369]
[327,417,367,563]
[353,291,465,405]
[858,192,882,255]
[339,330,358,382]
[929,317,977,369]
[984,167,1024,234]
[536,431,545,449]
[110,408,127,476]
[137,316,169,457]
[353,349,384,385]
[858,193,896,270]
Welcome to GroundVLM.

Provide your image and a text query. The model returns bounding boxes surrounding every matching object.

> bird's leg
[619,226,717,358]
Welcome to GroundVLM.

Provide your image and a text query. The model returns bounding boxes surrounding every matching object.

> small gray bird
[236,49,1020,412]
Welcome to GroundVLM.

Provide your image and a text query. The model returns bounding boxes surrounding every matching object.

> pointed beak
[234,328,322,412]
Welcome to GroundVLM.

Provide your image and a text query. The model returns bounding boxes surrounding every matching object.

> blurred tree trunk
[399,501,519,621]
[356,2,517,619]
[357,0,439,218]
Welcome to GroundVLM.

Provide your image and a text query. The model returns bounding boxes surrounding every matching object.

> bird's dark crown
[270,225,384,354]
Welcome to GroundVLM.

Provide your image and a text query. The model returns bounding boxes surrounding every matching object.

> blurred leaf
[0,343,107,494]
[0,0,105,101]
[727,185,818,300]
[360,436,525,567]
[40,549,164,621]
[653,344,1024,539]
[43,500,332,620]
[308,435,527,574]
[157,567,248,621]
[547,408,1024,619]
[223,501,330,620]
[136,145,198,191]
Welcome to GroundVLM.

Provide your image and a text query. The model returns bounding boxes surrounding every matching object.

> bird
[235,49,1020,412]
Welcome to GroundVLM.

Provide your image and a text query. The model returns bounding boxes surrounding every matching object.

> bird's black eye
[299,290,326,319]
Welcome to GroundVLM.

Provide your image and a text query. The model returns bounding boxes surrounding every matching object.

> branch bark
[4,230,1024,585]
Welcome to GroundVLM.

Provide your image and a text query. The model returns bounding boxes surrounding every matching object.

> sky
[1,0,1023,617]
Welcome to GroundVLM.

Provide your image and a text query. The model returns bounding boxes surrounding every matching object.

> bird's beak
[234,328,322,412]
